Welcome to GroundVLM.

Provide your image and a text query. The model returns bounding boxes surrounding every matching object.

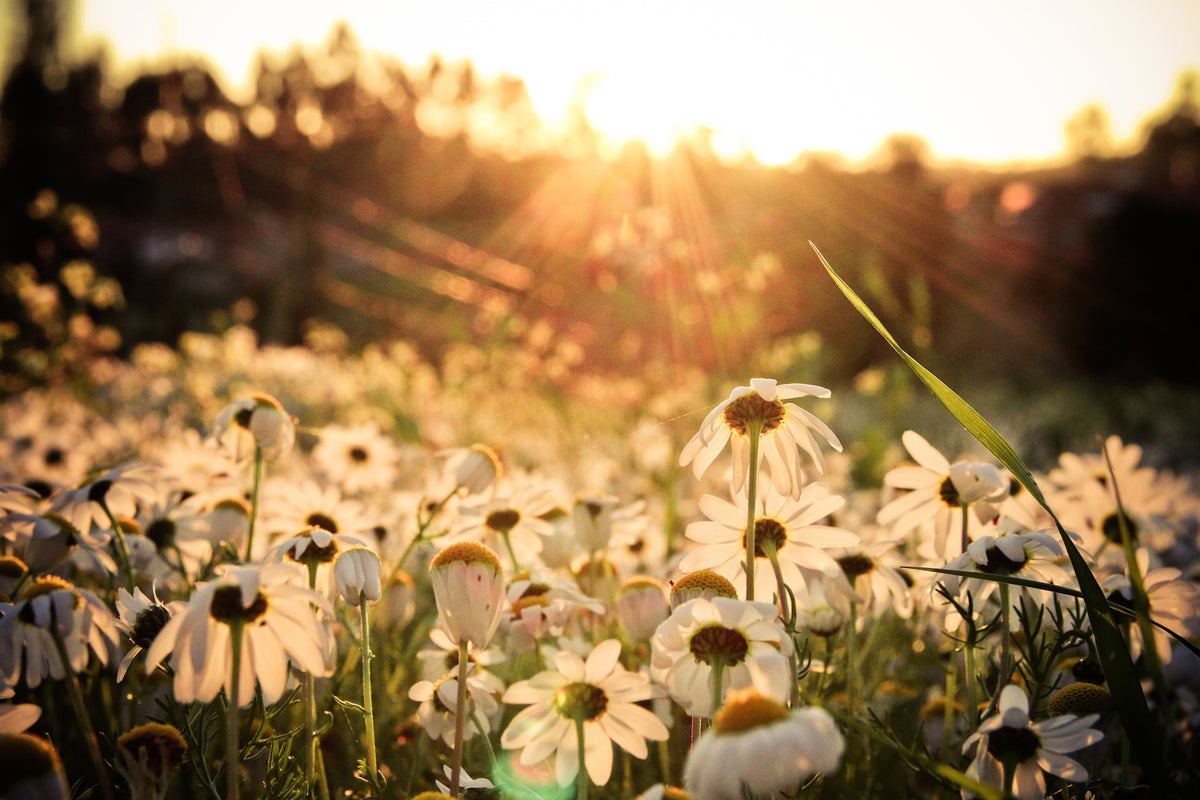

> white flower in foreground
[408,669,503,744]
[501,638,668,787]
[684,686,844,800]
[650,596,791,718]
[680,378,841,498]
[115,585,179,681]
[435,764,494,795]
[962,684,1101,800]
[144,563,331,707]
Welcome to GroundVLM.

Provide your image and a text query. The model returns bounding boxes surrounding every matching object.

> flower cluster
[1,343,1197,800]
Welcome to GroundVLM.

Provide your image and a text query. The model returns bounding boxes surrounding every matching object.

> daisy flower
[453,480,559,570]
[831,535,914,619]
[939,530,1073,625]
[679,378,841,499]
[962,684,1101,799]
[416,626,507,683]
[143,563,332,707]
[501,638,669,788]
[259,477,375,547]
[650,596,791,718]
[266,525,371,598]
[114,585,179,681]
[1101,548,1200,664]
[407,669,504,744]
[310,422,402,495]
[877,431,1009,560]
[503,567,607,649]
[435,764,494,795]
[679,483,859,604]
[0,575,119,689]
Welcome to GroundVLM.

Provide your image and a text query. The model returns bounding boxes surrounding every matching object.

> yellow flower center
[713,689,789,734]
[554,681,608,722]
[20,575,74,602]
[722,392,786,436]
[431,541,502,571]
[1047,682,1113,716]
[670,570,737,601]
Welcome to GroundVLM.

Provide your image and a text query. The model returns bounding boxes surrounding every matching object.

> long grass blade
[812,242,1168,790]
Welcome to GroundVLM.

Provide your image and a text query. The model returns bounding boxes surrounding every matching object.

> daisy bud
[1048,682,1114,716]
[0,732,70,800]
[429,542,505,648]
[572,492,618,552]
[618,576,669,642]
[448,444,502,496]
[669,569,738,610]
[334,547,383,606]
[212,393,295,461]
[113,722,187,800]
[207,497,251,547]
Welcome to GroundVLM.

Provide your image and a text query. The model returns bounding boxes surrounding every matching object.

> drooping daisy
[962,684,1101,799]
[679,378,841,499]
[679,483,859,604]
[0,576,119,689]
[939,530,1074,626]
[501,638,669,787]
[650,596,792,718]
[831,534,914,619]
[143,563,332,707]
[211,393,295,462]
[877,431,1009,560]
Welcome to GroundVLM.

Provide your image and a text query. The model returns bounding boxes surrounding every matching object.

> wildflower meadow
[2,248,1199,800]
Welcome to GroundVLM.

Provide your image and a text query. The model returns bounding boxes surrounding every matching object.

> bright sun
[70,0,1200,167]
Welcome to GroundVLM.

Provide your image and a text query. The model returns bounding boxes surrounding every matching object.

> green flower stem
[243,446,264,562]
[998,582,1014,687]
[944,665,957,744]
[761,540,788,620]
[226,618,245,800]
[575,718,590,800]
[500,528,521,573]
[359,599,379,787]
[390,485,459,582]
[846,600,859,715]
[744,420,763,603]
[448,639,471,798]
[711,659,726,721]
[50,631,115,800]
[965,640,979,729]
[304,563,330,800]
[97,497,135,592]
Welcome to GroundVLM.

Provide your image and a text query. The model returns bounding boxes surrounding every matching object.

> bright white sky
[52,0,1200,165]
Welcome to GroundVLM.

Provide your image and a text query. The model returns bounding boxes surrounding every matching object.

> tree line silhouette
[2,3,1198,390]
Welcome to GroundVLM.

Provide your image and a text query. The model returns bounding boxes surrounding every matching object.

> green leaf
[813,242,1168,790]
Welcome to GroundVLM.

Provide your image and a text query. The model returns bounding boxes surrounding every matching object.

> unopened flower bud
[334,547,383,606]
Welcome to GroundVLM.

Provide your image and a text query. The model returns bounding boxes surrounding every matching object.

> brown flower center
[743,517,787,558]
[209,585,269,625]
[485,509,521,532]
[722,392,786,437]
[554,681,608,722]
[689,624,750,667]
